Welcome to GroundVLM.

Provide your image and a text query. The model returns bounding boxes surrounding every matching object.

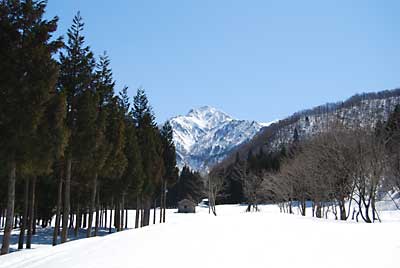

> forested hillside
[221,89,400,166]
[211,89,400,223]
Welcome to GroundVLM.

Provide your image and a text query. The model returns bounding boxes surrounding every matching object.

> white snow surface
[170,106,263,171]
[1,204,400,268]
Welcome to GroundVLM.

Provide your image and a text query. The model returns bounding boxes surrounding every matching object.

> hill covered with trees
[211,89,400,223]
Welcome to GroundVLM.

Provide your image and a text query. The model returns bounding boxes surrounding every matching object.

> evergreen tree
[0,0,62,255]
[104,96,128,231]
[73,89,99,238]
[24,91,67,249]
[385,105,400,190]
[133,89,163,226]
[385,105,400,145]
[119,88,144,229]
[86,52,117,237]
[57,12,96,243]
[293,127,299,143]
[0,3,179,251]
[160,121,179,222]
[168,166,204,206]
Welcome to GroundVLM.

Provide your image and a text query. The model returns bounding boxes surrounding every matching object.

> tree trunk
[140,195,145,227]
[99,207,103,228]
[1,161,16,255]
[135,196,140,229]
[68,212,74,229]
[26,176,37,249]
[125,209,128,229]
[288,199,293,214]
[82,212,87,228]
[163,181,167,223]
[52,172,63,246]
[115,202,120,231]
[94,184,100,236]
[316,202,322,218]
[160,183,163,223]
[119,194,125,231]
[87,172,98,238]
[18,177,30,250]
[120,196,125,231]
[109,202,113,234]
[153,199,156,225]
[104,206,108,230]
[300,199,306,216]
[61,157,72,243]
[32,200,38,235]
[74,203,80,237]
[143,197,151,226]
[339,200,347,221]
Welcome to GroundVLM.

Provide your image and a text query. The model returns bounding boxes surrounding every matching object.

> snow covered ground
[1,204,400,268]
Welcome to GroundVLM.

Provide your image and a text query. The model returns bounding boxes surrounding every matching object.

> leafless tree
[242,171,264,212]
[207,172,224,216]
[350,128,386,223]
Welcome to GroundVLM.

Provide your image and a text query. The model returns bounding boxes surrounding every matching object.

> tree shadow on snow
[0,227,118,252]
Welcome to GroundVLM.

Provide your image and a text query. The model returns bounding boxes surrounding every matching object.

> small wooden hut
[178,199,196,213]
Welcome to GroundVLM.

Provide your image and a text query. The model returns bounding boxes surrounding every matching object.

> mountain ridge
[214,88,400,170]
[169,106,263,172]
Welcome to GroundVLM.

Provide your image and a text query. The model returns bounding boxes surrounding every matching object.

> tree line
[212,106,400,222]
[0,0,178,255]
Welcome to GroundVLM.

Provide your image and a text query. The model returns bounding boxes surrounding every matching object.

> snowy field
[1,204,400,268]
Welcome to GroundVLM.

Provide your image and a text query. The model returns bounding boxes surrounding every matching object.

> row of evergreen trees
[167,166,204,206]
[0,1,178,255]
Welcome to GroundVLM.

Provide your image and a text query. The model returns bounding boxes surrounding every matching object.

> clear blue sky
[46,0,400,123]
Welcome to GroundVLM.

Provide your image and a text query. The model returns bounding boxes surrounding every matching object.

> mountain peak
[187,106,232,120]
[169,106,263,172]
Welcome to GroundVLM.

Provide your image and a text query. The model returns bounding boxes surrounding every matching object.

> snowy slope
[1,205,399,268]
[169,106,263,171]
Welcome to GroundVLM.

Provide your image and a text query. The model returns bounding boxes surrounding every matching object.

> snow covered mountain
[169,106,263,172]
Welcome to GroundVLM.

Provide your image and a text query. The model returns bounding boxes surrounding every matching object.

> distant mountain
[169,106,263,172]
[216,88,400,169]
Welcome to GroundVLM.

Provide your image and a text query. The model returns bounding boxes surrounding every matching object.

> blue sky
[46,0,400,123]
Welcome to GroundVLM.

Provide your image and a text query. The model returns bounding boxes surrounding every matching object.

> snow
[260,119,278,127]
[170,106,263,171]
[1,204,399,268]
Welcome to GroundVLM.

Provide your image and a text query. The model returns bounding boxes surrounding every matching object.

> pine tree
[24,91,67,249]
[385,105,400,190]
[73,89,99,238]
[160,121,179,222]
[293,127,299,143]
[0,0,62,255]
[133,89,163,226]
[385,105,400,146]
[86,52,117,237]
[103,96,128,231]
[119,88,144,229]
[170,166,204,205]
[58,12,96,243]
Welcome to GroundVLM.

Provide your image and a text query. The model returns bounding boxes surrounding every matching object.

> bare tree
[207,173,224,216]
[243,171,265,212]
[351,128,386,223]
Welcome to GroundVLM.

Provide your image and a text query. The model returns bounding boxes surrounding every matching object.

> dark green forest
[0,0,182,255]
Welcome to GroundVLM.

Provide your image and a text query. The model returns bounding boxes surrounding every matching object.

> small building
[178,199,196,213]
